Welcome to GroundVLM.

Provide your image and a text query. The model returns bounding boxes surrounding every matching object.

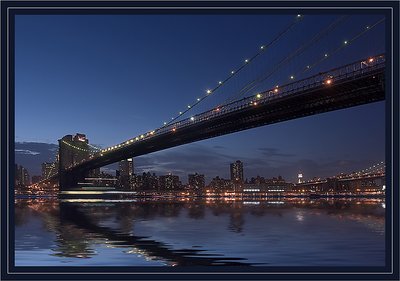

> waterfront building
[118,158,134,189]
[159,174,181,191]
[132,172,159,191]
[208,176,233,192]
[188,173,205,192]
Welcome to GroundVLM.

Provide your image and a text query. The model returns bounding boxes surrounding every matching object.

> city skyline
[18,152,384,187]
[15,14,385,183]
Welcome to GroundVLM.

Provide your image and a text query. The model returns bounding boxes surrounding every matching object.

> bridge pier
[59,169,87,191]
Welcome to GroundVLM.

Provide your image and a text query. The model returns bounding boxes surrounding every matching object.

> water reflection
[15,198,385,266]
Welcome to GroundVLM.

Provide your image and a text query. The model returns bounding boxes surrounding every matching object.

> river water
[14,197,385,267]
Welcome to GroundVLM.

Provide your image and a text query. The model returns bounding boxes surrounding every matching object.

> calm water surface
[15,198,385,266]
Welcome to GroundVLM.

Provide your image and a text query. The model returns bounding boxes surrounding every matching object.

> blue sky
[14,13,386,182]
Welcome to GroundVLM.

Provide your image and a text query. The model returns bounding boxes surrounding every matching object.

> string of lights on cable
[93,16,383,157]
[221,15,350,105]
[159,14,305,128]
[281,17,385,86]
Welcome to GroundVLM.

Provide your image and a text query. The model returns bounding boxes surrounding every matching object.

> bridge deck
[56,56,385,189]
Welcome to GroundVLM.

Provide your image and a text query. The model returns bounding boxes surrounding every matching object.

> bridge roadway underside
[60,69,385,189]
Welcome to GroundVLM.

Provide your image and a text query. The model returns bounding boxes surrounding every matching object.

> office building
[230,160,244,183]
[188,173,205,191]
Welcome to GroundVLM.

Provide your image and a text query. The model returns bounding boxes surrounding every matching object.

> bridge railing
[90,54,385,166]
[152,54,385,136]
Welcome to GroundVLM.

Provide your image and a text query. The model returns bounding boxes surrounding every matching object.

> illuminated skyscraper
[298,173,303,184]
[118,158,134,189]
[230,160,244,183]
[159,174,181,190]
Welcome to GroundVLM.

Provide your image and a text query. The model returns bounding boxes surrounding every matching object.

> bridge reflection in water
[15,198,385,267]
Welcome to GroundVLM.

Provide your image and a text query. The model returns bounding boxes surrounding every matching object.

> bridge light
[274,88,279,93]
[141,135,144,138]
[216,107,220,111]
[206,89,212,94]
[344,40,348,44]
[306,65,310,69]
[179,111,182,115]
[187,105,191,108]
[253,102,258,106]
[218,81,223,85]
[190,116,195,121]
[163,122,167,125]
[231,70,235,74]
[245,59,249,63]
[325,79,333,85]
[197,98,201,101]
[368,58,374,63]
[324,53,328,57]
[260,45,265,50]
[172,128,176,132]
[256,93,262,98]
[290,75,294,79]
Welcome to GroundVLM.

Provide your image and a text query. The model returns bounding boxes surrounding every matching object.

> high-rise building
[159,174,181,190]
[15,164,30,187]
[119,158,134,177]
[118,158,134,189]
[188,173,205,191]
[298,173,303,184]
[132,172,159,191]
[230,160,244,183]
[58,133,90,170]
[209,176,233,191]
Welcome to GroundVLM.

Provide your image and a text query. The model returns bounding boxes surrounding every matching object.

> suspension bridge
[27,15,386,191]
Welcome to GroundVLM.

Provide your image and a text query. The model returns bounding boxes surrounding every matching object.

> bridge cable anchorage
[221,15,350,105]
[299,17,385,80]
[159,14,304,129]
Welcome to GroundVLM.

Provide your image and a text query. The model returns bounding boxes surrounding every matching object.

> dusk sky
[15,13,386,183]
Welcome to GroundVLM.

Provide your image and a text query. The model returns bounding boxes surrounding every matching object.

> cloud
[258,147,295,158]
[134,143,239,181]
[15,142,58,176]
[213,145,225,149]
[15,149,40,155]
